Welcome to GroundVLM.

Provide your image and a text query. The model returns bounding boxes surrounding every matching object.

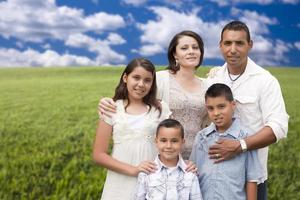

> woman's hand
[98,97,117,118]
[185,160,198,173]
[206,66,221,78]
[135,161,157,176]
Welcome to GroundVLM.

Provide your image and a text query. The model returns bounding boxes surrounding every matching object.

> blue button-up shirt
[134,155,203,200]
[190,119,263,200]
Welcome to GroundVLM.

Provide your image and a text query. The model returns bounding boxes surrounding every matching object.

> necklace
[227,69,244,82]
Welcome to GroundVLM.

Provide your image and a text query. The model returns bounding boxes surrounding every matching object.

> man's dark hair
[220,20,251,43]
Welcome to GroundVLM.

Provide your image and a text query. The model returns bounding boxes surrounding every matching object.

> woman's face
[173,36,201,70]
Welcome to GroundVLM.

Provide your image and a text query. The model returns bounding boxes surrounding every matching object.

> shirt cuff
[265,120,288,142]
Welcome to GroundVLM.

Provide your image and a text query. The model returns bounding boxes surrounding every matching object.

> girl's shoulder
[115,99,125,111]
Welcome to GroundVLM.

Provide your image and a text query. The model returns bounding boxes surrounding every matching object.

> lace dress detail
[169,75,209,159]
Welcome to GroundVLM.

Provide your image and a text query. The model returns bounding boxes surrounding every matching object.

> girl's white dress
[100,99,171,200]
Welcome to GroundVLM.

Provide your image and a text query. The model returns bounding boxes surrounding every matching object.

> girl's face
[174,36,201,70]
[123,66,154,102]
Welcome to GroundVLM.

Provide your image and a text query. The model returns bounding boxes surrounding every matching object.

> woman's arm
[93,120,156,176]
[246,182,257,200]
[98,97,117,118]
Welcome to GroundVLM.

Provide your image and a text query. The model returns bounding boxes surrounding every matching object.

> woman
[99,30,210,159]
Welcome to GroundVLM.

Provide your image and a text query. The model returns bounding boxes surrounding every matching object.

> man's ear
[249,40,253,49]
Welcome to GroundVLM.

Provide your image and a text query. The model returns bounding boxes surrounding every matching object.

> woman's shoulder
[156,70,170,79]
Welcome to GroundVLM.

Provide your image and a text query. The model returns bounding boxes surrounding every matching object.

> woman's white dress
[100,100,171,200]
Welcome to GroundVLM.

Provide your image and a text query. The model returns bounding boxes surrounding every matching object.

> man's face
[219,30,252,74]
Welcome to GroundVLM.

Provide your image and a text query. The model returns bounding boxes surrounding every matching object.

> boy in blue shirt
[190,83,263,200]
[135,119,203,200]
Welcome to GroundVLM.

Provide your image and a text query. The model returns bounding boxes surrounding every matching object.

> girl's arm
[93,120,156,177]
[246,182,257,200]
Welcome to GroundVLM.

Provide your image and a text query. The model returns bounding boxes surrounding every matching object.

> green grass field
[0,66,299,199]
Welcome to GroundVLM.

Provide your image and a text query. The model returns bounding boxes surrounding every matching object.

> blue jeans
[257,180,267,200]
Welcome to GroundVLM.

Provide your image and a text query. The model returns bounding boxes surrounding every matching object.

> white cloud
[281,0,300,4]
[0,0,127,66]
[0,0,125,42]
[106,33,126,45]
[132,44,164,56]
[91,0,99,4]
[251,39,292,66]
[0,48,96,67]
[295,42,300,50]
[121,0,147,6]
[231,7,278,35]
[42,43,51,49]
[135,6,224,59]
[210,0,273,6]
[65,33,126,65]
[210,0,299,6]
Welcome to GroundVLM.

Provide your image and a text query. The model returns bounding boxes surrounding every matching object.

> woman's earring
[175,59,180,70]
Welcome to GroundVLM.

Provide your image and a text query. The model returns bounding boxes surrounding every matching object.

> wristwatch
[239,139,247,152]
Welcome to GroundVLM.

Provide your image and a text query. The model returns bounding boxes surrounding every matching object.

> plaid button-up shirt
[134,155,203,200]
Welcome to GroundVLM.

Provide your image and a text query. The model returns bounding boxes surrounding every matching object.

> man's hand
[208,139,242,163]
[98,97,116,118]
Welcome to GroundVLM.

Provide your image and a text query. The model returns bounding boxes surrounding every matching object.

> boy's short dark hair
[205,83,234,101]
[156,119,184,138]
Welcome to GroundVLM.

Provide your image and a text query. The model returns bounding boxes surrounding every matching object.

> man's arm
[209,76,288,162]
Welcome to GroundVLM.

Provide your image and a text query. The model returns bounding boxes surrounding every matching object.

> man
[207,20,289,200]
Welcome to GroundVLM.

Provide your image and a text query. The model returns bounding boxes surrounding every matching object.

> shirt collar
[222,57,265,76]
[203,118,241,139]
[154,155,187,173]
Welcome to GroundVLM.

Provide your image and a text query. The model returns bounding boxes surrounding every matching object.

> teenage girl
[93,58,171,200]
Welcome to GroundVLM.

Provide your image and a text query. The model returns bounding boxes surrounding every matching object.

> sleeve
[189,174,203,200]
[134,173,148,200]
[245,149,264,183]
[101,114,114,126]
[100,102,118,125]
[156,70,169,103]
[259,75,289,141]
[158,100,172,121]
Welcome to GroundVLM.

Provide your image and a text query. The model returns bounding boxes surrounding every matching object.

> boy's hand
[208,139,241,163]
[185,160,198,173]
[98,97,117,118]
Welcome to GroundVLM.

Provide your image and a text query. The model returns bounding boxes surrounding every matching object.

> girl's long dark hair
[113,58,161,115]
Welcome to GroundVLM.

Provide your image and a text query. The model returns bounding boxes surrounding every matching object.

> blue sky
[0,0,299,67]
